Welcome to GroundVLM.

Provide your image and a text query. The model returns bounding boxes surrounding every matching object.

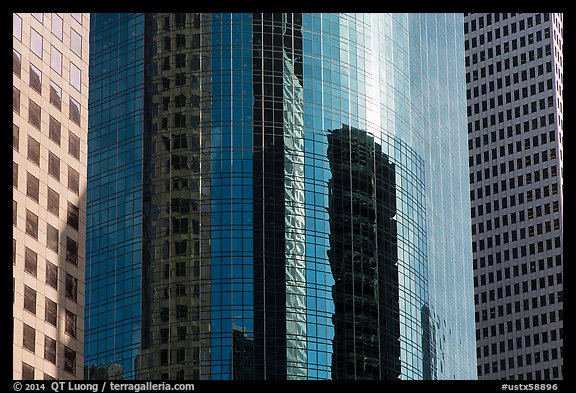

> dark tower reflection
[327,125,401,380]
[252,13,288,380]
[141,13,207,380]
[252,13,304,380]
[232,329,256,379]
[421,304,436,380]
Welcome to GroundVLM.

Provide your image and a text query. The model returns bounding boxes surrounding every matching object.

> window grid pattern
[85,12,476,380]
[12,12,89,380]
[464,12,563,380]
[84,13,145,381]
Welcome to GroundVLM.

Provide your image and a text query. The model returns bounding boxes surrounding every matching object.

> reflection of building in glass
[252,12,306,380]
[140,12,208,381]
[421,305,436,380]
[327,126,400,380]
[84,363,124,380]
[232,328,256,379]
[86,13,476,380]
[85,13,145,380]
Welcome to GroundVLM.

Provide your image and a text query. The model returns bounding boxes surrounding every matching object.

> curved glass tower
[86,13,476,380]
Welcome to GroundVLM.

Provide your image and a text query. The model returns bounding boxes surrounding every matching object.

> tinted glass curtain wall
[85,13,145,380]
[85,13,476,380]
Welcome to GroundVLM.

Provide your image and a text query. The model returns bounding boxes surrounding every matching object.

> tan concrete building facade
[13,13,89,380]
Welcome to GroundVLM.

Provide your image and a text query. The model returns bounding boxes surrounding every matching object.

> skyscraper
[13,13,90,380]
[464,13,563,380]
[85,13,476,380]
[84,13,145,380]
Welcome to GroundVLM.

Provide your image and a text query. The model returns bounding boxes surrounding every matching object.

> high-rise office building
[464,13,563,380]
[84,13,145,381]
[13,13,90,379]
[85,13,476,380]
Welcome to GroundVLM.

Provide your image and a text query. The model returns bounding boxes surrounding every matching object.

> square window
[69,97,81,125]
[67,203,79,231]
[176,53,186,68]
[51,46,62,74]
[27,173,40,202]
[160,349,169,365]
[174,347,185,363]
[171,217,187,233]
[24,285,37,314]
[45,298,57,326]
[178,326,187,341]
[176,305,188,320]
[44,336,56,364]
[13,124,19,151]
[46,261,58,289]
[69,132,81,159]
[49,152,60,180]
[52,13,63,40]
[31,29,43,58]
[159,328,170,344]
[13,163,18,189]
[66,236,79,265]
[175,94,187,108]
[175,239,187,255]
[28,99,42,129]
[175,13,186,27]
[22,363,34,380]
[65,309,77,337]
[13,87,20,113]
[26,210,39,239]
[175,73,186,86]
[13,13,22,40]
[162,56,170,70]
[70,63,81,91]
[160,307,169,322]
[174,113,186,128]
[23,324,36,352]
[47,187,60,217]
[68,166,80,194]
[47,224,59,253]
[176,34,186,48]
[50,82,62,110]
[70,29,82,58]
[65,273,78,302]
[29,64,42,93]
[49,117,62,146]
[13,50,21,76]
[64,346,76,375]
[71,13,82,24]
[24,247,37,277]
[28,137,41,165]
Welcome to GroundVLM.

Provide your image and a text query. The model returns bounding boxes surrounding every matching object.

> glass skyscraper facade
[86,13,476,380]
[85,13,145,380]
